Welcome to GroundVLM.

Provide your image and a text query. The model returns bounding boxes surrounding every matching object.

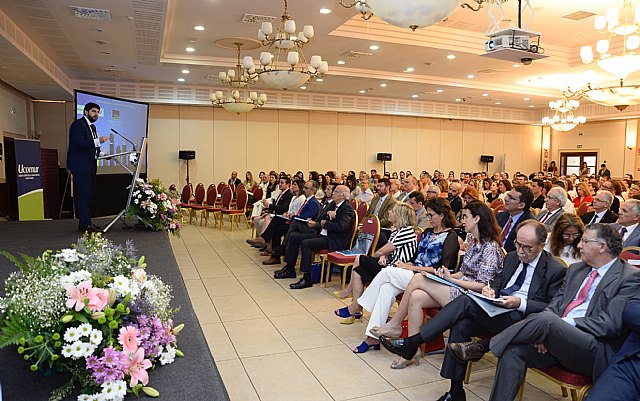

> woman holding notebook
[372,200,504,368]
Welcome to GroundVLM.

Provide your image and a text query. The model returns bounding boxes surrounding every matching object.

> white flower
[60,275,74,287]
[80,342,96,357]
[131,268,146,283]
[78,323,92,337]
[71,270,92,283]
[78,394,104,401]
[62,343,74,358]
[89,329,103,345]
[101,380,126,401]
[160,345,176,365]
[64,327,80,343]
[134,199,139,204]
[108,275,131,296]
[56,248,81,262]
[70,340,85,359]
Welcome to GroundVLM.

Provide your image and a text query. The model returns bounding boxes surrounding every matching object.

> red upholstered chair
[356,202,368,223]
[185,183,205,224]
[318,213,359,287]
[575,202,591,217]
[519,366,592,401]
[489,198,504,209]
[252,187,263,204]
[349,198,358,210]
[325,215,380,289]
[202,184,221,227]
[192,184,214,226]
[178,184,193,223]
[620,246,640,265]
[492,203,505,215]
[215,182,226,206]
[221,188,248,231]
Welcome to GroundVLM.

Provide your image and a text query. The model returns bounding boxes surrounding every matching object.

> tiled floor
[170,223,567,401]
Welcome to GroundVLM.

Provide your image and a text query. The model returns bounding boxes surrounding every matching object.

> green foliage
[0,314,31,348]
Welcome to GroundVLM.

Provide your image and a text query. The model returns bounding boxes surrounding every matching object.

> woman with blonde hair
[244,171,255,187]
[437,178,449,197]
[572,182,592,208]
[334,202,418,352]
[545,213,584,265]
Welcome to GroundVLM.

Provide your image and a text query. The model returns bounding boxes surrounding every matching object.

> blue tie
[500,263,528,296]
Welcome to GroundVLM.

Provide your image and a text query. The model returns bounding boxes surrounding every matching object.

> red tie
[540,211,551,223]
[562,270,599,317]
[296,199,308,215]
[500,216,513,244]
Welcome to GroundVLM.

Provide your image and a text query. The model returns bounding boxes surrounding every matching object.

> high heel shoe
[370,325,402,338]
[334,307,362,324]
[353,341,381,354]
[390,351,421,369]
[332,290,351,300]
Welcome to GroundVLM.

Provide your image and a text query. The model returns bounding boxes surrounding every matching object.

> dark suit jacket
[492,251,566,315]
[598,168,611,178]
[545,259,640,377]
[496,210,535,253]
[367,194,397,228]
[531,195,545,210]
[322,201,355,251]
[613,296,640,363]
[267,189,293,215]
[611,224,640,248]
[580,210,618,225]
[228,177,242,187]
[449,196,463,214]
[67,117,98,173]
[297,196,320,220]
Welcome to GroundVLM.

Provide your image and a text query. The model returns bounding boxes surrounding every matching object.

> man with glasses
[471,224,640,401]
[496,186,534,253]
[536,187,568,232]
[600,179,620,214]
[379,220,566,401]
[407,190,429,230]
[614,199,640,248]
[426,185,440,201]
[581,190,618,226]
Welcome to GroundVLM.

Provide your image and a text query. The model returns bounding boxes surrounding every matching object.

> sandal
[353,341,381,354]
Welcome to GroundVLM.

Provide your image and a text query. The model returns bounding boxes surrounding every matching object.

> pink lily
[65,280,93,312]
[87,288,109,312]
[126,347,152,387]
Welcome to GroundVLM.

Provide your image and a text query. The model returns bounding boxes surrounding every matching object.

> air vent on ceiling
[341,50,372,59]
[241,14,277,25]
[562,11,596,21]
[101,67,125,74]
[206,74,217,79]
[70,6,112,21]
[477,68,506,74]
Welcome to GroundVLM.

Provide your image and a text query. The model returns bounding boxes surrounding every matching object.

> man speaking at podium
[67,102,108,233]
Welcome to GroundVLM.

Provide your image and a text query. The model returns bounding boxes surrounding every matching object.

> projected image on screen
[75,90,149,175]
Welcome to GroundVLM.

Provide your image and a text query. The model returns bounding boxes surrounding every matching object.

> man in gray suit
[614,199,640,248]
[535,187,567,232]
[461,223,640,401]
[407,190,429,230]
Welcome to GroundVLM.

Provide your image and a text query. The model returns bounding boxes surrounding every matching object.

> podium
[100,137,147,233]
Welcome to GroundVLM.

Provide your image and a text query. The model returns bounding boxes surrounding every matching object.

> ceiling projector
[480,28,548,64]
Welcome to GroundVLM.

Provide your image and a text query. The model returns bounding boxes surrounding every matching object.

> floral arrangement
[127,178,181,236]
[0,233,184,401]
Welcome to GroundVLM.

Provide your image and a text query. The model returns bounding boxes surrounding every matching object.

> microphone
[110,128,137,151]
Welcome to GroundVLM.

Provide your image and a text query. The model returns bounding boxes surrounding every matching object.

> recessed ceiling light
[404,67,415,72]
[316,78,324,82]
[358,90,367,94]
[380,83,387,87]
[185,47,195,52]
[523,97,530,101]
[482,93,489,97]
[369,44,380,50]
[181,69,190,74]
[446,54,456,60]
[337,60,346,65]
[91,27,104,32]
[512,64,521,68]
[455,98,462,102]
[467,74,475,79]
[495,102,501,105]
[436,89,444,93]
[177,77,185,82]
[320,8,332,14]
[194,26,204,31]
[101,51,111,55]
[412,94,419,98]
[529,105,535,108]
[299,86,306,89]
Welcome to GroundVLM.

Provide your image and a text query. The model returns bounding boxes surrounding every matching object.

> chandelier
[580,79,640,111]
[243,0,327,90]
[210,39,267,115]
[340,0,500,31]
[580,0,640,80]
[541,96,586,132]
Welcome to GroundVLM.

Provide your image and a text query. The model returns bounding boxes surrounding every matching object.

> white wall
[0,83,31,181]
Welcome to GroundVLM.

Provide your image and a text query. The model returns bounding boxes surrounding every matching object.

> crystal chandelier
[580,79,640,111]
[243,0,327,90]
[580,0,640,80]
[541,96,586,132]
[210,40,267,115]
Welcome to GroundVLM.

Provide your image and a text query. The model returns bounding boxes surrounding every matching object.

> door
[559,152,597,176]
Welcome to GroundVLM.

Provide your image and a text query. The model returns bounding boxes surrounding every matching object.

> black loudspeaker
[480,155,494,163]
[376,152,392,161]
[179,150,196,160]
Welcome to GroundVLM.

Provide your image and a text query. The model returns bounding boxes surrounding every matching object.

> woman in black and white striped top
[334,202,417,353]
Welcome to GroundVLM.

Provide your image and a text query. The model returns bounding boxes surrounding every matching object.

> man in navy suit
[496,185,534,252]
[67,102,108,232]
[585,296,640,401]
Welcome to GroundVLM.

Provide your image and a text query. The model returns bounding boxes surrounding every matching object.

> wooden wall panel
[308,111,338,174]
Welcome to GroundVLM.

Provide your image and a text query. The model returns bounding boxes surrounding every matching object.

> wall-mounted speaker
[480,155,494,163]
[179,150,195,160]
[376,152,392,161]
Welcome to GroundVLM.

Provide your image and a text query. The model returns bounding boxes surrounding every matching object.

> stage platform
[0,218,230,401]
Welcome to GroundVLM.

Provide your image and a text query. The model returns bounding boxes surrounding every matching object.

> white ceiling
[0,0,637,110]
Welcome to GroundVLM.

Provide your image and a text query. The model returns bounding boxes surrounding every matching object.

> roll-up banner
[14,139,44,221]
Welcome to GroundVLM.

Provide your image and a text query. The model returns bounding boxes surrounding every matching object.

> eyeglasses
[580,238,604,244]
[513,240,538,252]
[562,232,581,239]
[426,213,439,219]
[303,186,313,190]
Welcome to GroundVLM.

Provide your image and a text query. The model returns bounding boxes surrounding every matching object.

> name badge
[94,138,101,147]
